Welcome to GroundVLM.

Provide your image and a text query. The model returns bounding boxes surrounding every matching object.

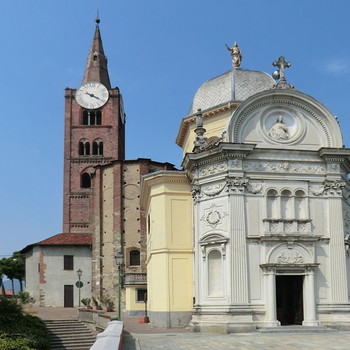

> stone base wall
[149,311,192,328]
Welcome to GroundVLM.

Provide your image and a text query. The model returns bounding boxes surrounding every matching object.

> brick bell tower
[63,18,125,233]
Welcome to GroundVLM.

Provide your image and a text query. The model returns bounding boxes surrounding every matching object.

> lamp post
[76,269,83,307]
[115,252,124,320]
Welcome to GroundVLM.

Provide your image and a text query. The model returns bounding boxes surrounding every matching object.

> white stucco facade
[23,240,92,307]
[182,75,350,332]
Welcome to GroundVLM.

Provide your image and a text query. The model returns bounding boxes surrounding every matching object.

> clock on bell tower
[62,18,126,233]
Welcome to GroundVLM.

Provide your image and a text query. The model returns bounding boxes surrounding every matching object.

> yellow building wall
[125,285,147,314]
[142,172,193,327]
[181,110,232,155]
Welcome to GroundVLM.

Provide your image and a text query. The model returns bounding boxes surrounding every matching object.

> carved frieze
[244,160,326,174]
[327,163,340,173]
[228,158,242,170]
[202,182,226,197]
[276,249,304,264]
[199,162,227,176]
[324,180,346,197]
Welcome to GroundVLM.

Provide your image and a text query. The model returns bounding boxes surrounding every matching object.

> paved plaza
[122,330,350,350]
[33,307,350,350]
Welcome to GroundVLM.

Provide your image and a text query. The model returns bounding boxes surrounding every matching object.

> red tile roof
[37,233,92,246]
[21,233,92,253]
[0,290,15,296]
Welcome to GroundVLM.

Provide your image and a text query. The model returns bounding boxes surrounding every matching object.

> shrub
[0,297,49,350]
[0,334,34,350]
[18,291,35,305]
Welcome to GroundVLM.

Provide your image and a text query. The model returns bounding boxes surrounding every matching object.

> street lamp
[76,269,83,307]
[115,252,124,320]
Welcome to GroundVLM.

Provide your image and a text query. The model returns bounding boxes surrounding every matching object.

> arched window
[267,189,278,219]
[295,190,306,219]
[281,190,292,219]
[81,173,91,188]
[208,250,223,297]
[92,139,103,156]
[82,110,102,126]
[130,250,140,266]
[78,139,90,156]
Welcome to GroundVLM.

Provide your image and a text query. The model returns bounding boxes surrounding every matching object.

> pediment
[226,89,343,150]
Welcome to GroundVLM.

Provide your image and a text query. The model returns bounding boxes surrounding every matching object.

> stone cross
[273,56,291,81]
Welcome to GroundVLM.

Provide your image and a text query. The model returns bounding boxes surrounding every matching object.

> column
[303,268,320,326]
[263,267,280,327]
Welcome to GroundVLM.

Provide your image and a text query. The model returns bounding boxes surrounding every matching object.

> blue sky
[1,0,350,256]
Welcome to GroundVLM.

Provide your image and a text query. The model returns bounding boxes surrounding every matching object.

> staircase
[44,319,96,350]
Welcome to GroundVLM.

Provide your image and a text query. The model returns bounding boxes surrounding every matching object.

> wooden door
[64,285,74,307]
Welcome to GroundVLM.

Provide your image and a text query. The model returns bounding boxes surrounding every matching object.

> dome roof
[189,68,275,115]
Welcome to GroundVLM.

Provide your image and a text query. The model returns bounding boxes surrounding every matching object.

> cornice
[183,143,255,170]
[176,102,238,148]
[70,157,114,164]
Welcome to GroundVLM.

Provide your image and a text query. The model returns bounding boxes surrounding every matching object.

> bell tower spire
[82,17,111,89]
[63,17,125,234]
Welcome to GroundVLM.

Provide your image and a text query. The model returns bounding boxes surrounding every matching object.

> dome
[189,68,275,115]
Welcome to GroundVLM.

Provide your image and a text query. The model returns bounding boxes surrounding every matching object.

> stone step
[47,328,91,334]
[44,319,96,350]
[51,346,94,350]
[50,335,95,342]
[257,325,336,333]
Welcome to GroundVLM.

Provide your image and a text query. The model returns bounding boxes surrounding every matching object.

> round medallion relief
[261,107,305,144]
[122,184,139,200]
[206,210,221,225]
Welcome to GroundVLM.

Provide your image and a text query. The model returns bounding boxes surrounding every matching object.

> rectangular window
[64,255,74,270]
[136,289,147,303]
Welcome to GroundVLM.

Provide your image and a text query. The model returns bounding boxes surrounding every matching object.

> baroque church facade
[142,45,350,331]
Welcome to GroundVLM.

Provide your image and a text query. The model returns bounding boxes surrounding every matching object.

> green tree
[11,252,25,292]
[0,258,15,295]
[0,260,5,295]
[0,252,25,295]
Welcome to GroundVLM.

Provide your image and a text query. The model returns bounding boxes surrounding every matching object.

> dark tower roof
[82,18,111,89]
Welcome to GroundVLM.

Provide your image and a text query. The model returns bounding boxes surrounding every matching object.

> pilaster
[328,193,348,302]
[228,179,249,304]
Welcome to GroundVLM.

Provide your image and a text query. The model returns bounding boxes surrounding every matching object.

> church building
[22,19,175,312]
[142,43,350,331]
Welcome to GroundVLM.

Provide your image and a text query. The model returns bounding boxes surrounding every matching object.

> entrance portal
[276,275,303,325]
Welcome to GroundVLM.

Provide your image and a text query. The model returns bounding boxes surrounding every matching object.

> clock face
[75,82,109,109]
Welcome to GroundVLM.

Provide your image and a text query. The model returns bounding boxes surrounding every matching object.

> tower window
[82,110,101,126]
[130,250,140,266]
[79,139,90,156]
[81,173,91,188]
[92,139,104,156]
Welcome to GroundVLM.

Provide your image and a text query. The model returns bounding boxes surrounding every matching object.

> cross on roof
[273,56,291,81]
